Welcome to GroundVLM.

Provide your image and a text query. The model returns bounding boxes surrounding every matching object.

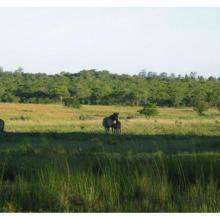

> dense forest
[0,68,220,107]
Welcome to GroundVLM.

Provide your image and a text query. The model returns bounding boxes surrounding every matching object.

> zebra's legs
[105,127,110,133]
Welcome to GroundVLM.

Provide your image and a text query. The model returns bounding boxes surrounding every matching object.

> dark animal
[102,117,112,133]
[0,119,5,135]
[112,120,121,134]
[109,112,119,123]
[102,112,120,133]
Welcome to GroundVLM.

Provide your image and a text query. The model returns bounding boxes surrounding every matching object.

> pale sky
[0,7,220,77]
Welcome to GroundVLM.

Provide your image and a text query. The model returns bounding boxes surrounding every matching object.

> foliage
[1,93,20,103]
[216,100,220,112]
[138,102,159,117]
[193,100,209,115]
[0,69,220,107]
[63,97,81,108]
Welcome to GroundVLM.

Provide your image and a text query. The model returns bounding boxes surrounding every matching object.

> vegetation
[138,102,159,117]
[1,68,220,108]
[63,97,81,109]
[216,100,220,112]
[1,103,220,212]
[193,100,209,115]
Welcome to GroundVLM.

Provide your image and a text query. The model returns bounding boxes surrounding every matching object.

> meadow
[0,103,220,212]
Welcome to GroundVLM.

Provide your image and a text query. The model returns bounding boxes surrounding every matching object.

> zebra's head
[113,112,119,119]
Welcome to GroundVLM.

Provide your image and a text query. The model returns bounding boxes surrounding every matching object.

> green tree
[68,84,91,104]
[138,102,159,117]
[1,93,20,103]
[0,67,219,107]
[63,97,81,108]
[14,67,24,73]
[50,85,70,102]
[193,100,209,115]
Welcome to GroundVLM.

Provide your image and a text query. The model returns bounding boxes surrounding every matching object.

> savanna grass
[0,103,220,212]
[1,149,220,212]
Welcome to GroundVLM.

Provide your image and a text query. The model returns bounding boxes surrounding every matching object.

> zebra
[102,114,121,134]
[102,117,113,133]
[111,120,121,134]
[0,119,5,136]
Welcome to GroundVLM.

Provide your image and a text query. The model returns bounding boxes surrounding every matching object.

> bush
[63,97,81,108]
[216,100,220,112]
[193,100,209,115]
[138,102,159,117]
[1,93,20,103]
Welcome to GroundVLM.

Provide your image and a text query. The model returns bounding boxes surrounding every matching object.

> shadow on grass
[1,131,220,153]
[1,132,220,203]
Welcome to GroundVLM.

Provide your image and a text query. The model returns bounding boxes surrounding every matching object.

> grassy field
[0,103,220,212]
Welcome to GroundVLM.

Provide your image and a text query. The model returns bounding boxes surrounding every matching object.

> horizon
[0,8,220,77]
[1,67,218,79]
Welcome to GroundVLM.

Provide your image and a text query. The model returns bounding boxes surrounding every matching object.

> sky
[0,7,220,77]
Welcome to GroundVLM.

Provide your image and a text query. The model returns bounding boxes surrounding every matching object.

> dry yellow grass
[0,103,220,135]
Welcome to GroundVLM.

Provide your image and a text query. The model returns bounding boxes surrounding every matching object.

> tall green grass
[0,145,220,212]
[1,104,220,212]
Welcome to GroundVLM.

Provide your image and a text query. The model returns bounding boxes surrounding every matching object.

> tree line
[0,68,220,108]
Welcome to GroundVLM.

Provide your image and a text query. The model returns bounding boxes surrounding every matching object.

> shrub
[63,97,81,108]
[1,93,20,103]
[138,102,159,117]
[193,100,209,115]
[216,100,220,112]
